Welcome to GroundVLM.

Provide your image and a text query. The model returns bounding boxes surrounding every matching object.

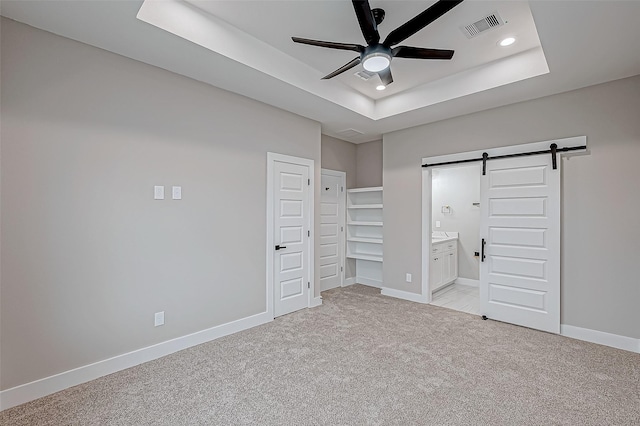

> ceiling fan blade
[292,37,363,52]
[392,46,454,60]
[322,57,362,80]
[378,67,393,86]
[352,0,380,45]
[383,0,464,47]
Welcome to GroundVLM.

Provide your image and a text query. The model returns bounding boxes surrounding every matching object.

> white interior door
[480,154,560,333]
[273,160,310,317]
[320,171,345,291]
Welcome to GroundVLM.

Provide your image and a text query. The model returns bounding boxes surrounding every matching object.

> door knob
[275,245,287,250]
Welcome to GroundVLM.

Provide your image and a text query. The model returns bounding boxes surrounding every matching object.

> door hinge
[341,226,343,232]
[308,178,310,185]
[341,186,344,192]
[307,282,310,289]
[340,266,343,272]
[308,230,310,237]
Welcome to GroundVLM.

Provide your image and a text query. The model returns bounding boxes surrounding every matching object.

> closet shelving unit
[346,187,383,287]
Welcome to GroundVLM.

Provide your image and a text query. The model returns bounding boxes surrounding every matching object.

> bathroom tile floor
[430,283,480,315]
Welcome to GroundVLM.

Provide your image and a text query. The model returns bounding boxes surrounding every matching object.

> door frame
[266,152,315,319]
[421,136,586,302]
[320,168,347,290]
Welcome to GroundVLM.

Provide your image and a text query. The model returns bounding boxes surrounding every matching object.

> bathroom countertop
[431,231,458,244]
[431,236,458,244]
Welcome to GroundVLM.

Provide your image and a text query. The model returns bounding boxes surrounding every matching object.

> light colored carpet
[2,284,639,425]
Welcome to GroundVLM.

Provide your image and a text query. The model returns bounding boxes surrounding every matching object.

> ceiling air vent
[461,11,504,38]
[337,128,364,139]
[354,70,375,81]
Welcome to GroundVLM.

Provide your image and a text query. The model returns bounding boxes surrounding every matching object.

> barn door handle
[481,239,486,262]
[275,245,287,250]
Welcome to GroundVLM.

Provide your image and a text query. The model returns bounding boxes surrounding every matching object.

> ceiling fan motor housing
[291,0,463,83]
[372,8,386,25]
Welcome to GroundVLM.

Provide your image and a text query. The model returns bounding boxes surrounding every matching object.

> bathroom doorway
[422,137,583,331]
[429,164,481,315]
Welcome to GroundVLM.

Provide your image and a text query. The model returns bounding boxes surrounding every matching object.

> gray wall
[356,140,383,188]
[321,134,357,189]
[384,75,640,339]
[432,165,481,281]
[321,136,381,190]
[321,134,357,279]
[1,19,321,390]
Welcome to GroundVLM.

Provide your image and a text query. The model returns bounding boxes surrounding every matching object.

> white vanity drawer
[432,241,456,253]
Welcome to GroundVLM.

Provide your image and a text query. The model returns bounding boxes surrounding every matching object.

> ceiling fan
[292,0,464,86]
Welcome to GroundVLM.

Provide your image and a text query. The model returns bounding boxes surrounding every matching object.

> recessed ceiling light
[376,85,386,91]
[499,37,516,47]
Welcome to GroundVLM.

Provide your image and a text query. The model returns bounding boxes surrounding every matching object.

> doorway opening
[429,164,481,315]
[421,136,586,333]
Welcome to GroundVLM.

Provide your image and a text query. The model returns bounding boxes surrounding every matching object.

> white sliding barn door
[273,160,311,317]
[480,154,560,334]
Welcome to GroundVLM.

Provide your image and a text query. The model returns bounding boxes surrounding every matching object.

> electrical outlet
[154,311,165,327]
[435,220,441,228]
[406,273,412,283]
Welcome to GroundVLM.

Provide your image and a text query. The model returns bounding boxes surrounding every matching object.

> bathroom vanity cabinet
[430,238,458,292]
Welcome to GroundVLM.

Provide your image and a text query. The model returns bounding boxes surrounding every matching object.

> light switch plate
[172,186,182,200]
[154,186,165,200]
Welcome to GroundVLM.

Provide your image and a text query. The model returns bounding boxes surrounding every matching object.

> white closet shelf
[347,237,383,244]
[348,204,383,209]
[346,185,383,284]
[346,254,383,262]
[347,187,383,193]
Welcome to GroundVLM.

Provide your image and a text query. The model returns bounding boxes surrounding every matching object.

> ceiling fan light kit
[292,0,464,87]
[362,49,391,72]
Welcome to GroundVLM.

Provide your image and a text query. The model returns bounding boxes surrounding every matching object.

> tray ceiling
[2,1,640,142]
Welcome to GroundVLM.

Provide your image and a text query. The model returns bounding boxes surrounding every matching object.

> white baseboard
[355,277,382,288]
[310,296,323,308]
[455,277,479,287]
[381,287,429,304]
[343,277,356,286]
[0,311,272,411]
[560,324,639,353]
[7,306,636,413]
